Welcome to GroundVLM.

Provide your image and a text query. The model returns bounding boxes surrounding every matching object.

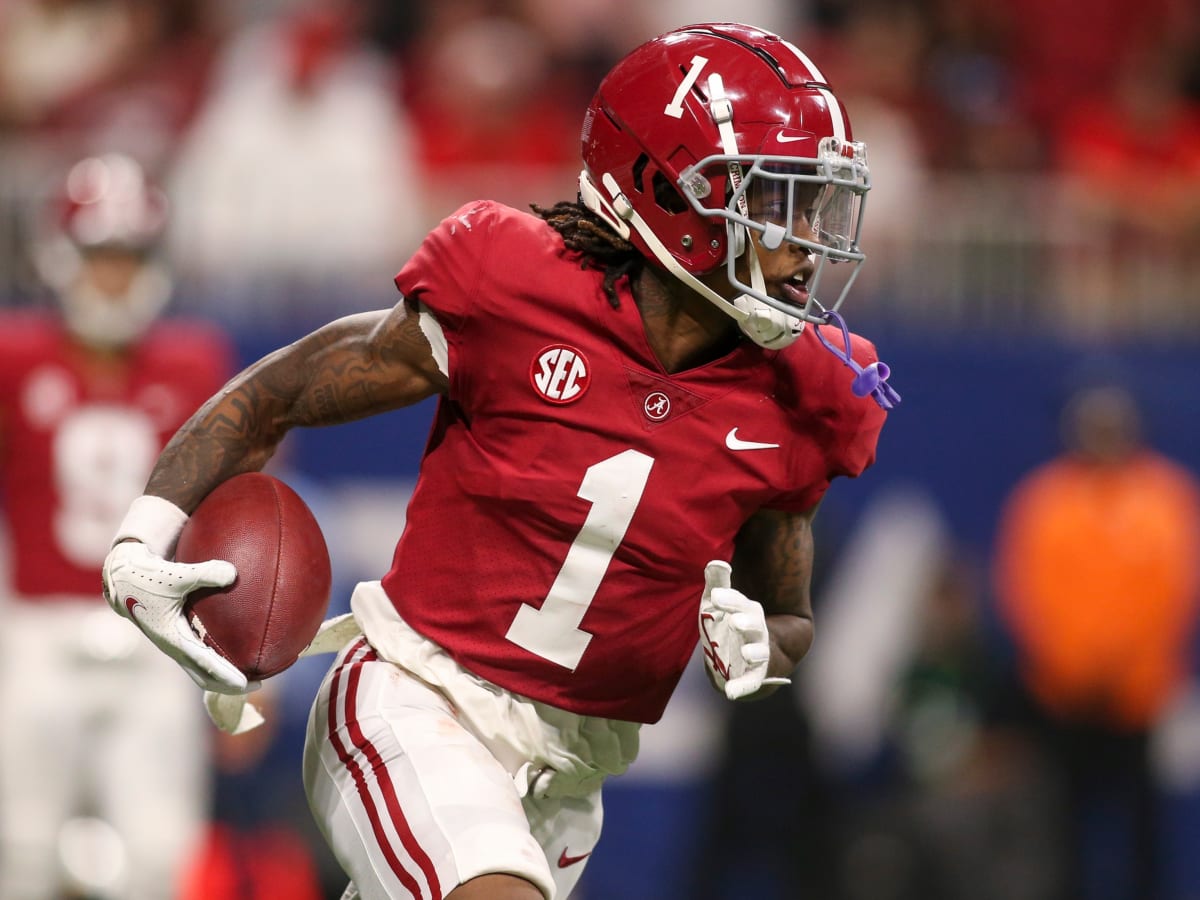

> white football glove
[102,540,250,694]
[699,560,792,701]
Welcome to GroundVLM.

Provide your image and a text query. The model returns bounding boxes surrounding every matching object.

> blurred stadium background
[2,0,1199,898]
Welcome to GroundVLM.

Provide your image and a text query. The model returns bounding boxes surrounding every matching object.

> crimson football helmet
[580,23,869,349]
[34,153,172,348]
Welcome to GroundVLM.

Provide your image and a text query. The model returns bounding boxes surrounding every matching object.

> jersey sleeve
[825,332,888,478]
[393,201,501,401]
[771,331,888,512]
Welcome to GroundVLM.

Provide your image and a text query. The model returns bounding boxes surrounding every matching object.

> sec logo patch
[531,344,590,405]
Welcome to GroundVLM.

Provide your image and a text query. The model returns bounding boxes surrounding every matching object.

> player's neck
[631,268,741,373]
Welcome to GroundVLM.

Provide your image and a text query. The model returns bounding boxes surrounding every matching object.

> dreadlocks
[532,200,643,308]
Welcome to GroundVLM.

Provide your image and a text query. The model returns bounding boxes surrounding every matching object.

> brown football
[175,472,331,680]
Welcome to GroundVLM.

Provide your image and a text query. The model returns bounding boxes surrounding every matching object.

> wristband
[111,494,190,558]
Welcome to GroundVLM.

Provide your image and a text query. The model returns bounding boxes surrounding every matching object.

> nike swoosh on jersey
[776,134,807,143]
[725,428,780,451]
[558,848,592,869]
[125,596,145,618]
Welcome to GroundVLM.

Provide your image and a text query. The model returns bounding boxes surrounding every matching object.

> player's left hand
[699,560,792,700]
[102,540,250,694]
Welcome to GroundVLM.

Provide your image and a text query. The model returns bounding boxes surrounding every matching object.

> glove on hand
[699,560,791,700]
[102,540,250,694]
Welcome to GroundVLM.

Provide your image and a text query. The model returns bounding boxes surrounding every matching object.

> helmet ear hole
[631,154,649,193]
[651,171,688,214]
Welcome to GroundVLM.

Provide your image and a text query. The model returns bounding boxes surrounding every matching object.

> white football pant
[303,636,610,900]
[0,599,209,900]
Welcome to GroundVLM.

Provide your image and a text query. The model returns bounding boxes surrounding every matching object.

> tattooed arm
[98,300,444,694]
[729,505,818,687]
[148,299,446,512]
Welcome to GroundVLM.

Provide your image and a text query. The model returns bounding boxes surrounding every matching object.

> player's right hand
[699,560,792,701]
[102,540,249,694]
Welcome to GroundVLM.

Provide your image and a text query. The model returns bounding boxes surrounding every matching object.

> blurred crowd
[0,0,1198,331]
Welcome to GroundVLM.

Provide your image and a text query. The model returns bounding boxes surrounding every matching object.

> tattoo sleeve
[147,303,444,512]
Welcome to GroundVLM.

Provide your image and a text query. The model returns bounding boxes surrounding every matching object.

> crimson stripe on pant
[328,639,442,900]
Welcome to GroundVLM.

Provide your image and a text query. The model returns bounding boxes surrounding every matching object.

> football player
[102,23,896,900]
[0,153,234,900]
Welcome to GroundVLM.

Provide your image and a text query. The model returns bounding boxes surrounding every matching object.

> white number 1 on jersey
[504,450,654,669]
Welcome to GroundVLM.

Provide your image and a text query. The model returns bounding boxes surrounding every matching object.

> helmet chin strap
[582,167,800,350]
[582,71,802,349]
[581,74,805,350]
[582,168,749,325]
[730,238,800,349]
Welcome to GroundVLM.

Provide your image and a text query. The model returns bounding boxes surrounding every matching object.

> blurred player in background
[994,376,1200,900]
[101,23,897,900]
[0,153,235,900]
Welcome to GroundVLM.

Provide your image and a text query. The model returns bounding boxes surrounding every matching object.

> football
[174,472,332,680]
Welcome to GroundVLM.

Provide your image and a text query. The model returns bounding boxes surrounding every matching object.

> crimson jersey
[383,201,886,723]
[0,312,233,599]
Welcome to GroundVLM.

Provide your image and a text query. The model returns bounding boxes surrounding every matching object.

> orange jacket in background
[994,451,1200,729]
